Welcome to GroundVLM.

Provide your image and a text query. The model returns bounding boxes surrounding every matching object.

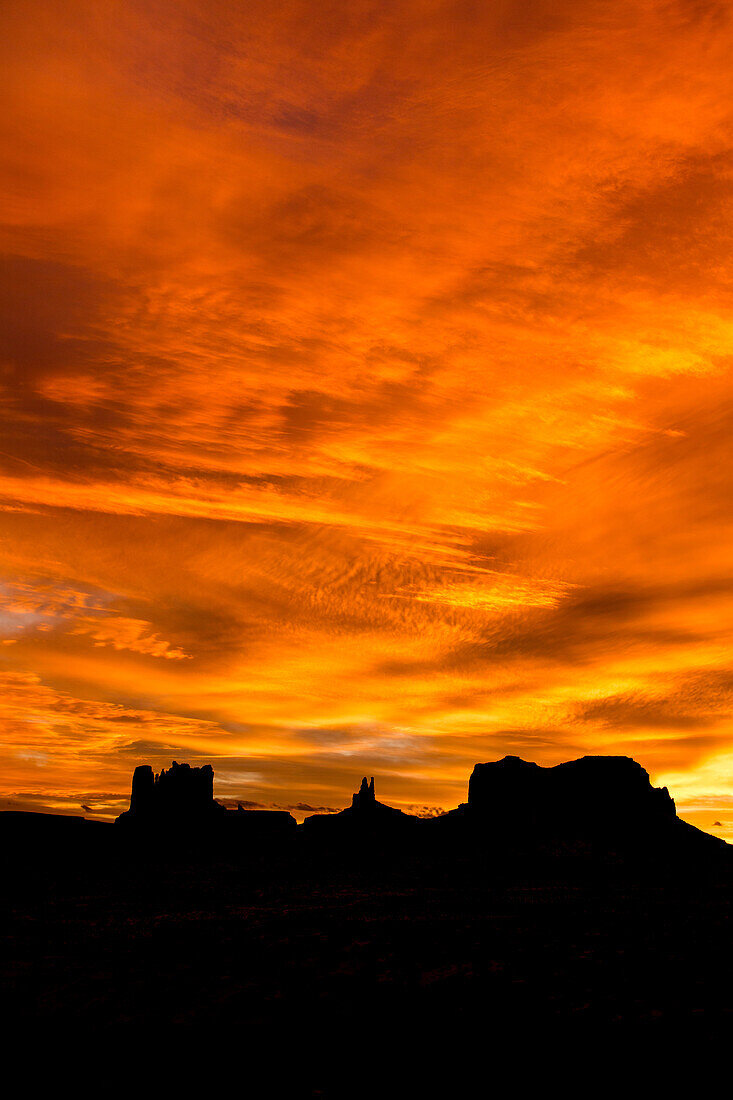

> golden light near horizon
[2,0,733,835]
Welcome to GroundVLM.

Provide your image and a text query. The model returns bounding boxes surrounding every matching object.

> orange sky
[2,0,733,834]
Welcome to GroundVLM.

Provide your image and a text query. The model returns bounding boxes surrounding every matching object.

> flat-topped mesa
[466,754,676,830]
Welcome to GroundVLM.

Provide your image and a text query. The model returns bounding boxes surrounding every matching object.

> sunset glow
[3,0,733,834]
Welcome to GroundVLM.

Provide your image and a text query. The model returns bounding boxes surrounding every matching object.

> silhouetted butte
[116,760,295,843]
[303,775,419,845]
[428,754,725,864]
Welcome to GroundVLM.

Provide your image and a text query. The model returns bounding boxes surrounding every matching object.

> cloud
[290,802,339,813]
[69,616,191,660]
[3,0,733,819]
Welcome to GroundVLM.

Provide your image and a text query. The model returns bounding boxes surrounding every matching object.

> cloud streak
[2,0,733,831]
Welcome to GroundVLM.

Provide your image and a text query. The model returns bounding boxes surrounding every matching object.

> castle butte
[113,754,728,863]
[116,760,296,839]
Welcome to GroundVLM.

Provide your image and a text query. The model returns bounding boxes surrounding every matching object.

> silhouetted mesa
[467,755,675,826]
[303,776,418,843]
[116,760,296,841]
[430,754,725,862]
[117,761,222,824]
[40,753,727,863]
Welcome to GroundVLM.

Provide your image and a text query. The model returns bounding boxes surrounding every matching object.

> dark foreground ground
[4,831,733,1077]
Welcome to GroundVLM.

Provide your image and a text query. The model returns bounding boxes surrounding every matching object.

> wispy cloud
[2,0,733,826]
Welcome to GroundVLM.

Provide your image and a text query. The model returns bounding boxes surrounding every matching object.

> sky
[2,0,733,834]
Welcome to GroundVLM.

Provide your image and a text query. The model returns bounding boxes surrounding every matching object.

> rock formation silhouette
[429,753,722,863]
[3,753,726,867]
[303,775,418,843]
[116,759,296,841]
[4,754,732,1050]
[466,754,675,827]
[117,761,223,825]
[352,776,375,809]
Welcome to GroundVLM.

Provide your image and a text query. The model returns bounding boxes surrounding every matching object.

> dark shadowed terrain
[3,757,733,1085]
[5,846,733,1036]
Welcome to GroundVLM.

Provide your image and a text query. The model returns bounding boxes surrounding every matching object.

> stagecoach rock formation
[303,775,417,840]
[352,776,375,809]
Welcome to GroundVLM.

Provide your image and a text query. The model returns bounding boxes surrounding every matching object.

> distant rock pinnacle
[352,776,375,809]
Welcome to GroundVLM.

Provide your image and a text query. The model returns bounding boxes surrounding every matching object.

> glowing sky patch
[2,0,733,835]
